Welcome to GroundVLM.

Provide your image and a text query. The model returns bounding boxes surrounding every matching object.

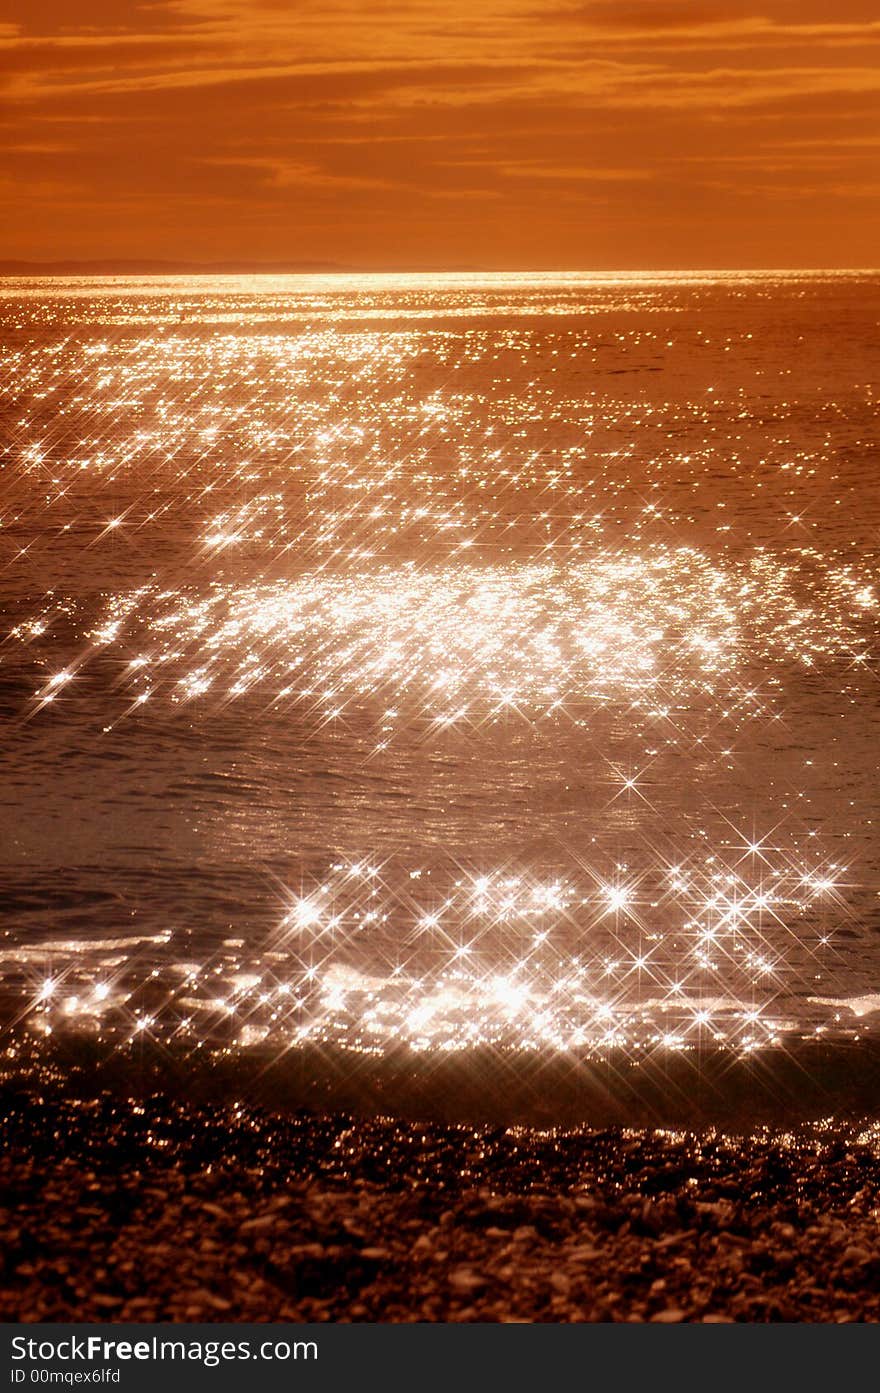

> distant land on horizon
[0,258,353,276]
[0,258,499,277]
[1,260,877,280]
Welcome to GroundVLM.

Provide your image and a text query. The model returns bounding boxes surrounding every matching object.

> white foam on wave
[808,994,880,1018]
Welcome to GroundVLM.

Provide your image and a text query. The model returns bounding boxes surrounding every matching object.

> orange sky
[2,0,879,268]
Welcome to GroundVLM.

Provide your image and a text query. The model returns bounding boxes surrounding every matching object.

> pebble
[449,1268,488,1294]
[239,1214,276,1234]
[5,1087,880,1323]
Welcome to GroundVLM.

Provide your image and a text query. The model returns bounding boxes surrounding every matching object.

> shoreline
[4,1086,880,1322]
[9,1032,880,1128]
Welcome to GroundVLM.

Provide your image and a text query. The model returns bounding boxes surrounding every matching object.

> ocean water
[1,271,879,1109]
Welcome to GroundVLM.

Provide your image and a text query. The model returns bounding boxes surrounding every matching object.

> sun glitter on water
[1,271,879,1077]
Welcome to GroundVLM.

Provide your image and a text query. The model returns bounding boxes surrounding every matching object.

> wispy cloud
[1,0,878,266]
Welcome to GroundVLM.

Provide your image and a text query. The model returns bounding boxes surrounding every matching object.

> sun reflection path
[2,274,879,1082]
[11,547,875,742]
[9,851,850,1059]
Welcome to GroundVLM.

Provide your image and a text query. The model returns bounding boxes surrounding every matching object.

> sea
[1,270,879,1122]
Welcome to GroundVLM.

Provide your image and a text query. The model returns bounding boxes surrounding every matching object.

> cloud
[202,154,399,192]
[442,157,657,183]
[0,0,878,266]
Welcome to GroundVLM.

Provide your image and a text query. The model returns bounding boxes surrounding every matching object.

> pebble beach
[5,1088,880,1323]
